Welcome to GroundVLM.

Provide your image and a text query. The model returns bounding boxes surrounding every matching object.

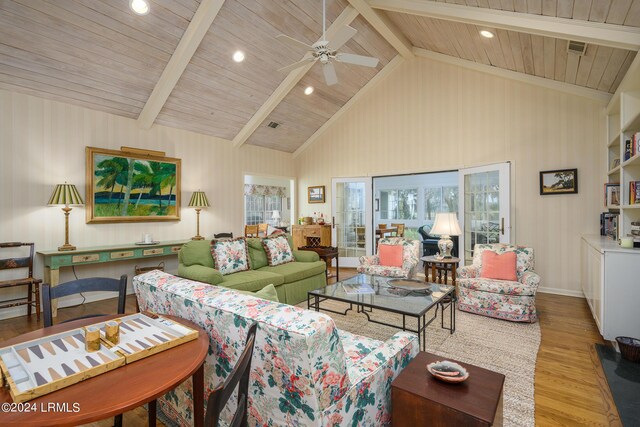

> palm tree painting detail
[86,147,181,223]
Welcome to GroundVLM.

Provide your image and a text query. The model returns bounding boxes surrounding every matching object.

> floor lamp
[48,182,84,251]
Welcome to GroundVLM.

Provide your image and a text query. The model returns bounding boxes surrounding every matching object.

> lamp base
[191,235,205,241]
[437,235,454,258]
[58,244,76,251]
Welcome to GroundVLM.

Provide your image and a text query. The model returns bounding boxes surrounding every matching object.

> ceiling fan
[275,0,379,86]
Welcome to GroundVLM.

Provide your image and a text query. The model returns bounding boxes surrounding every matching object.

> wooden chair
[391,223,405,237]
[205,322,258,427]
[244,225,258,238]
[378,224,387,229]
[214,232,234,239]
[257,223,269,237]
[356,227,366,248]
[42,275,127,327]
[0,242,41,320]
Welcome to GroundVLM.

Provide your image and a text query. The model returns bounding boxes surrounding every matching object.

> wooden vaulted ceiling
[0,0,639,154]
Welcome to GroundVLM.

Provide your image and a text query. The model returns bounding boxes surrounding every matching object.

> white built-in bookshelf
[606,58,640,242]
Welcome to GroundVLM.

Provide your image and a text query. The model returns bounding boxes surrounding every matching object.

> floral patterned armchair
[457,243,540,322]
[357,237,420,278]
[134,271,418,427]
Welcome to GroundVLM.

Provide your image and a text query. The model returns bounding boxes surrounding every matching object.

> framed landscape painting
[86,147,181,223]
[539,169,578,195]
[308,185,325,203]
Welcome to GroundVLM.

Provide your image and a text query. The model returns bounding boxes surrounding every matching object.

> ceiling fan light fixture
[480,30,495,39]
[304,86,314,95]
[233,51,245,63]
[130,0,150,15]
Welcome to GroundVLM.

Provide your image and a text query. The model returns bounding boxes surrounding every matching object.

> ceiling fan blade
[326,25,357,50]
[278,57,316,73]
[335,53,379,68]
[322,62,338,86]
[276,34,314,52]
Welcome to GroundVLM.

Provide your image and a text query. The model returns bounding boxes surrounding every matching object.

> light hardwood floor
[0,268,621,426]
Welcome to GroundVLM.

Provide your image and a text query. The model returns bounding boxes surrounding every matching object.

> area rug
[595,344,640,425]
[298,300,541,427]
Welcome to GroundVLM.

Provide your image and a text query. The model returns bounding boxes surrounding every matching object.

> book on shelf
[600,212,619,239]
[604,183,620,207]
[626,132,640,161]
[625,139,632,161]
[631,181,640,204]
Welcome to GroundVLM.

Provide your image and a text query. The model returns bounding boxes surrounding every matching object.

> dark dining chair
[42,275,128,327]
[214,232,234,239]
[205,322,258,427]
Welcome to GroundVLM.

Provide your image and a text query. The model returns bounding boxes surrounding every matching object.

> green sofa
[177,236,327,305]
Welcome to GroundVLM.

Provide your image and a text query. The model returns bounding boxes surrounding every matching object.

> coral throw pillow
[210,237,251,275]
[378,244,403,267]
[481,251,517,281]
[262,234,294,266]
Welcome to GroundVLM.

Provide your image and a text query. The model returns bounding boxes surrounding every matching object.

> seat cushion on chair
[379,244,403,267]
[458,278,536,296]
[481,251,517,281]
[356,265,407,278]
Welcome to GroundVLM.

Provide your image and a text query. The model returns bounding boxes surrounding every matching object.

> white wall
[0,89,293,318]
[295,56,606,296]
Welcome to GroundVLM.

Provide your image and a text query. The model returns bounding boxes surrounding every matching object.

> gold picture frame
[86,147,181,223]
[308,185,325,204]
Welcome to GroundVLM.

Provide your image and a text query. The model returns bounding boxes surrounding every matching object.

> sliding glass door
[332,177,372,267]
[458,163,511,265]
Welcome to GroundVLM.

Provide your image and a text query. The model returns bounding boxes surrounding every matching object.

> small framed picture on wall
[539,169,578,195]
[308,185,325,203]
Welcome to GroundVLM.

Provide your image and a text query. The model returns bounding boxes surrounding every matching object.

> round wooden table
[421,256,461,295]
[0,314,208,427]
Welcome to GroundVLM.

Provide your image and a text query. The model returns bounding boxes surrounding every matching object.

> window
[424,186,459,220]
[379,189,417,220]
[244,195,282,225]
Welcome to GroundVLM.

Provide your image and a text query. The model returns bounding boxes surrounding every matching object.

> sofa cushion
[234,284,279,302]
[262,234,294,266]
[246,238,269,270]
[481,251,517,281]
[258,260,326,283]
[211,237,251,275]
[378,244,403,267]
[180,240,214,268]
[458,277,536,296]
[220,269,284,292]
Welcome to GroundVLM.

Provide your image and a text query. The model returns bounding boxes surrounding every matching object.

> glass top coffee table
[308,274,456,351]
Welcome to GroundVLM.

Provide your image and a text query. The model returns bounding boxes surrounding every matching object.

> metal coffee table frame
[308,278,455,351]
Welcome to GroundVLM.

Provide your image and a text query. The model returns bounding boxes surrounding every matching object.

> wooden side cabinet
[392,352,504,427]
[291,224,332,248]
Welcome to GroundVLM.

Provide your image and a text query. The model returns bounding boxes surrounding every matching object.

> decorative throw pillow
[481,251,517,281]
[236,284,280,303]
[210,237,251,276]
[378,244,403,267]
[262,234,294,266]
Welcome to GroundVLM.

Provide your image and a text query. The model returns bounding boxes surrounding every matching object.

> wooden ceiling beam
[232,6,360,148]
[346,0,414,59]
[137,0,225,129]
[368,0,640,51]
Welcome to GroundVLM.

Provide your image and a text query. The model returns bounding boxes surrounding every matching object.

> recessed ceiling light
[130,0,150,15]
[480,30,495,39]
[304,86,314,95]
[233,51,245,63]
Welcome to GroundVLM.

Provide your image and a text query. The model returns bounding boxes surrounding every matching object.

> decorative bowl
[426,360,469,383]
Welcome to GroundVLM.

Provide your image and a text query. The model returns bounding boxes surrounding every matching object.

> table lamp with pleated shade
[188,191,210,240]
[48,183,84,251]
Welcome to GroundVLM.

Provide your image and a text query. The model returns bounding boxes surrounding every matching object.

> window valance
[244,184,287,198]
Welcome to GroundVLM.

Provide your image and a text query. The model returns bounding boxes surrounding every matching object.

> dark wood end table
[0,315,208,427]
[421,256,460,295]
[298,246,339,281]
[392,351,504,426]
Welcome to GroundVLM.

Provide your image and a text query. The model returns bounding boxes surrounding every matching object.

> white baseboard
[537,286,584,298]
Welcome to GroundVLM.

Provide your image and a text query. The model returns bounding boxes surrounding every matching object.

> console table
[38,240,187,316]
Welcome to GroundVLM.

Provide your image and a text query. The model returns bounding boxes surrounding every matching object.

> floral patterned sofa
[457,243,540,322]
[357,237,420,278]
[133,270,418,426]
